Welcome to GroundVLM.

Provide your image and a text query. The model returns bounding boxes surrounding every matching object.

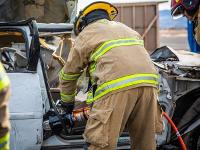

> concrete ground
[159,29,189,51]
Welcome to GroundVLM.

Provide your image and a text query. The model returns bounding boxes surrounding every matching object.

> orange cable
[162,111,187,150]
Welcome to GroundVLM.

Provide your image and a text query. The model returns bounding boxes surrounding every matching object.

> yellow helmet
[74,1,118,35]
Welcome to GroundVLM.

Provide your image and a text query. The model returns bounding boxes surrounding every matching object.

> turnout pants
[83,87,163,150]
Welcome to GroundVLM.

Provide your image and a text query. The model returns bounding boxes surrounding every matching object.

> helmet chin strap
[79,10,110,32]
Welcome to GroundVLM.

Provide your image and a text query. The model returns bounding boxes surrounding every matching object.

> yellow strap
[0,63,10,92]
[59,69,81,81]
[61,92,76,103]
[0,132,9,150]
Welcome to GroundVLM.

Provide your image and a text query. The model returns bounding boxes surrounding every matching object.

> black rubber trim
[41,134,130,150]
[0,18,34,26]
[40,55,69,135]
[27,20,40,71]
[0,28,29,57]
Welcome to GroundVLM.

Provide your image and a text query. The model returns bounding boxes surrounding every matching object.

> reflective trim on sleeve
[86,74,158,104]
[0,63,10,92]
[61,92,76,103]
[59,69,81,81]
[86,91,93,103]
[0,132,9,150]
[90,38,144,62]
[89,63,96,74]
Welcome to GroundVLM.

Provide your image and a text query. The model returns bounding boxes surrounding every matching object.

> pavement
[159,29,189,51]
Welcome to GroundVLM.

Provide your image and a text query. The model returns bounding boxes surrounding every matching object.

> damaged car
[151,46,200,150]
[0,19,132,150]
[1,19,200,149]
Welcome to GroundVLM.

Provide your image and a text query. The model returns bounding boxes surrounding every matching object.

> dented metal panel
[151,46,200,146]
[151,46,200,79]
[151,46,200,66]
[8,73,43,150]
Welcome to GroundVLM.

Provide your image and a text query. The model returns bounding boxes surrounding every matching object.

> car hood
[151,46,200,78]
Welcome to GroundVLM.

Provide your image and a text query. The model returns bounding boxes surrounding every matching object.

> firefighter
[0,63,10,150]
[59,1,163,149]
[171,0,200,43]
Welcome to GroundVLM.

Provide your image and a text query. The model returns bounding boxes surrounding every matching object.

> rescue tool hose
[162,111,187,150]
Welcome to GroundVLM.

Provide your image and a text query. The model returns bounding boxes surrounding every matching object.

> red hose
[162,111,187,150]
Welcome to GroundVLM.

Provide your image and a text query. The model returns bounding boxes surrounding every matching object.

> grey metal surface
[42,135,84,147]
[42,135,131,149]
[152,46,200,145]
[8,73,43,150]
[37,60,50,114]
[10,119,43,150]
[157,73,200,144]
[37,23,73,33]
[156,75,173,145]
[8,73,43,113]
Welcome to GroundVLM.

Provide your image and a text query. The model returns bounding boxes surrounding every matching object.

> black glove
[60,101,75,114]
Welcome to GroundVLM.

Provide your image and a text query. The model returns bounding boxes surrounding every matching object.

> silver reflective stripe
[86,74,158,103]
[89,38,144,75]
[61,92,76,102]
[95,76,157,97]
[90,38,144,61]
[59,69,81,81]
[89,63,96,73]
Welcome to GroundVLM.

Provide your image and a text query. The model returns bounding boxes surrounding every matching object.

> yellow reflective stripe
[86,91,93,103]
[90,38,144,61]
[95,80,157,101]
[61,92,76,103]
[0,63,10,91]
[0,132,9,150]
[89,63,97,85]
[86,74,158,104]
[59,69,81,81]
[89,67,96,74]
[89,63,96,74]
[89,38,144,74]
[98,74,158,91]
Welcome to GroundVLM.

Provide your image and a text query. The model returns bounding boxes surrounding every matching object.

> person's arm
[59,35,91,109]
[0,63,10,150]
[59,48,82,103]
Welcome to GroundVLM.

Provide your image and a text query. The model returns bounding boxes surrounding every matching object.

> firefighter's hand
[60,101,75,115]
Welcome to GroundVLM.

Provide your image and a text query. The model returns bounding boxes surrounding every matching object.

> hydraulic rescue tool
[43,102,187,150]
[43,104,90,136]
